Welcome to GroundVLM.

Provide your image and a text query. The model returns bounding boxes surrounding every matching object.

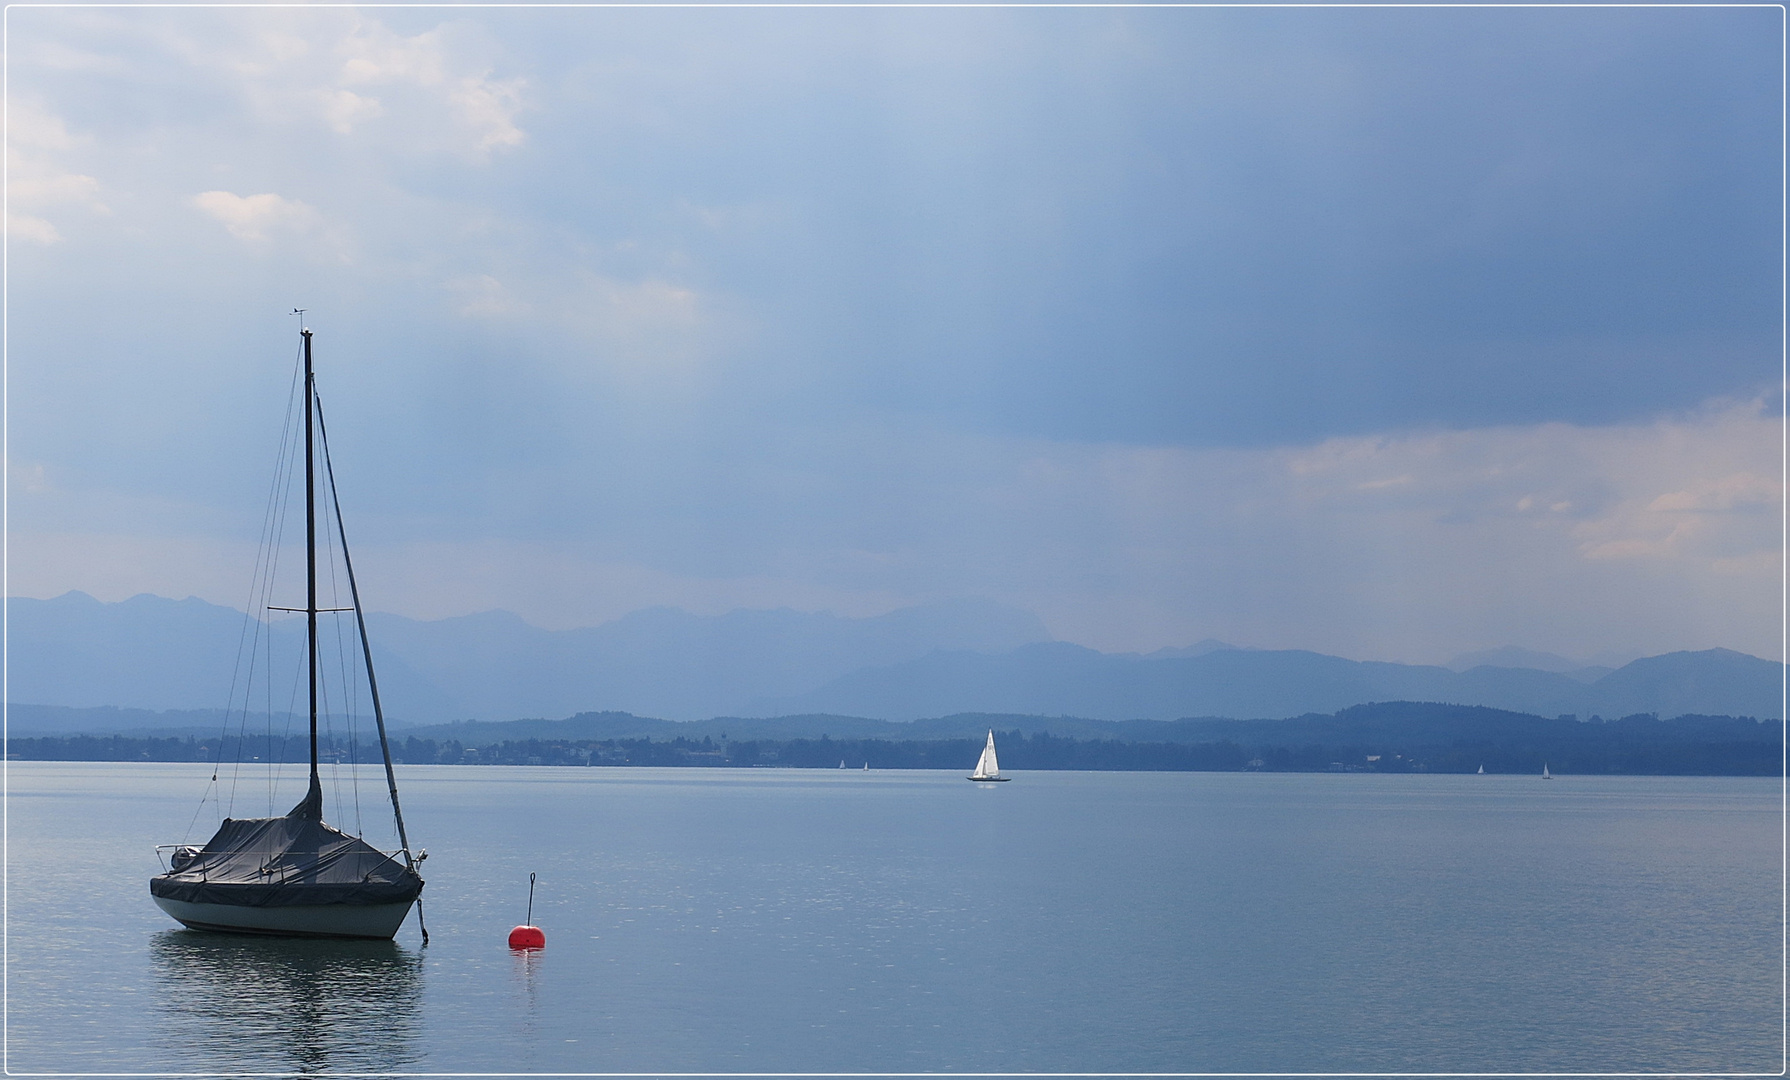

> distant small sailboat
[968,730,1010,782]
[1542,763,1552,779]
[862,762,868,771]
[1477,764,1484,775]
[839,760,846,769]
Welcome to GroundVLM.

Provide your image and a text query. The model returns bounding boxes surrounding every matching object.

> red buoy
[508,871,545,949]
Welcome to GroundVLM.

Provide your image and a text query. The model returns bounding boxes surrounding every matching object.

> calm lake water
[5,762,1781,1074]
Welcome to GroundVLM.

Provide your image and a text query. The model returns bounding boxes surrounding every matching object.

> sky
[5,4,1783,665]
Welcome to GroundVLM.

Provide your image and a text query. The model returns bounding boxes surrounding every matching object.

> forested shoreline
[8,706,1778,776]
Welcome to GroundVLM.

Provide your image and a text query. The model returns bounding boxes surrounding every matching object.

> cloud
[1646,472,1780,514]
[446,273,530,319]
[9,96,80,152]
[445,263,741,398]
[8,215,64,245]
[191,190,319,242]
[331,18,527,153]
[6,530,263,611]
[339,539,911,630]
[441,399,1779,662]
[448,73,526,152]
[11,385,1778,665]
[5,100,107,244]
[579,275,701,344]
[1577,473,1780,561]
[623,396,1773,661]
[316,88,384,134]
[8,460,53,496]
[24,10,529,158]
[1269,397,1779,575]
[189,189,355,262]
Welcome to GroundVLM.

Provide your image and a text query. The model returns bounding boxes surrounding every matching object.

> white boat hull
[153,894,415,940]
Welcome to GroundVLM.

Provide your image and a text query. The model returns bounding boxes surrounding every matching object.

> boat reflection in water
[149,929,423,1073]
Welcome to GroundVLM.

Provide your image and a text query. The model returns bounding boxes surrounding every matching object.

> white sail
[972,730,1000,779]
[1542,763,1551,779]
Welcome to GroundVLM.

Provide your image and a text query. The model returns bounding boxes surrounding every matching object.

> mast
[298,326,323,817]
[315,395,416,868]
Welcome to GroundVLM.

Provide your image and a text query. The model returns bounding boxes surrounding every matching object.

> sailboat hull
[967,776,1011,782]
[153,895,416,940]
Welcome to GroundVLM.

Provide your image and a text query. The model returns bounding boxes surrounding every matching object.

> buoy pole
[509,872,545,950]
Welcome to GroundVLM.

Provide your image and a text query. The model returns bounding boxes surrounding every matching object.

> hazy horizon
[15,586,1769,672]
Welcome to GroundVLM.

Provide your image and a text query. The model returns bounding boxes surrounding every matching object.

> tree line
[6,717,1777,775]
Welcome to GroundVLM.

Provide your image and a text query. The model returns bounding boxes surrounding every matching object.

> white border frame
[2,3,1784,1076]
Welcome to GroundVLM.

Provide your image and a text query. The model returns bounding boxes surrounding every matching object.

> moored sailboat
[150,324,424,940]
[968,730,1010,782]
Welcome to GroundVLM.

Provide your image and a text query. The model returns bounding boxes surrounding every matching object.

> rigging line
[320,590,353,826]
[231,547,278,820]
[232,444,291,816]
[348,614,365,837]
[239,376,301,820]
[315,391,417,868]
[228,343,306,819]
[318,638,342,824]
[317,441,363,836]
[266,350,316,817]
[247,342,306,805]
[223,352,299,751]
[274,641,306,814]
[334,494,365,837]
[180,757,217,846]
[255,443,299,817]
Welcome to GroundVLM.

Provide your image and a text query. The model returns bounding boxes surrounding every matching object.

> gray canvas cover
[150,813,423,909]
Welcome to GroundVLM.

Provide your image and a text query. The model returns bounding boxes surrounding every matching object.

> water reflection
[508,945,546,1071]
[149,929,423,1073]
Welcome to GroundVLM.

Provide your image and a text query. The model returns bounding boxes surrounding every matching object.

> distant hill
[360,597,1050,721]
[392,710,1262,746]
[6,591,1781,726]
[1445,646,1612,683]
[7,703,239,737]
[1447,645,1586,672]
[753,643,1784,722]
[3,592,454,718]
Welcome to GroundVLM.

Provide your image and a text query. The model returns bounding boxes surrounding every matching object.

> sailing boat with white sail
[968,730,1010,782]
[150,324,424,940]
[1542,763,1552,779]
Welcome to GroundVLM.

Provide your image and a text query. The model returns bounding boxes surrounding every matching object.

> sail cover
[150,814,422,909]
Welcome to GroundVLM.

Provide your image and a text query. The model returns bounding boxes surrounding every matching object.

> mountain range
[5,591,1782,728]
[5,591,1050,722]
[751,641,1781,723]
